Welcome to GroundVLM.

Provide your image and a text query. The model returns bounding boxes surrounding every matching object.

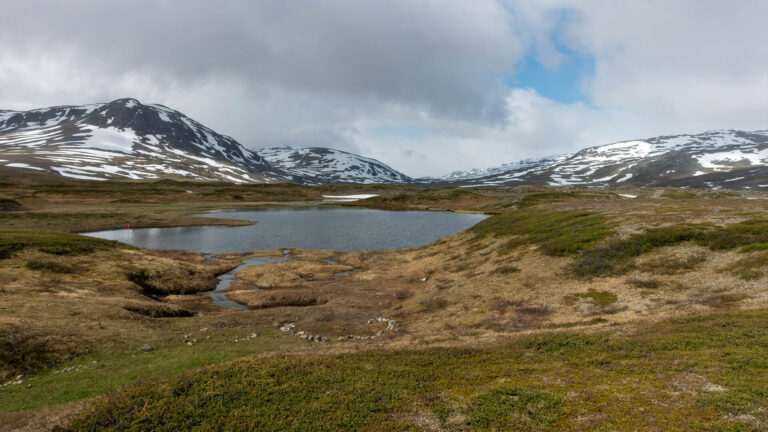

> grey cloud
[0,1,766,177]
[0,0,520,123]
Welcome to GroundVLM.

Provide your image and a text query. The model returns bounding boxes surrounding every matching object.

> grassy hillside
[70,309,768,431]
[0,179,767,430]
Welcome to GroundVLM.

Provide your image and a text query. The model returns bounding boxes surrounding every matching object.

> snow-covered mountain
[0,98,282,182]
[258,147,412,184]
[444,130,768,190]
[1,100,765,189]
[440,156,565,182]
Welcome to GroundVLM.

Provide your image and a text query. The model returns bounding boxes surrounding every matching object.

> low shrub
[626,278,661,289]
[122,302,193,318]
[420,297,450,312]
[24,258,81,274]
[563,290,617,306]
[471,209,612,256]
[0,323,61,380]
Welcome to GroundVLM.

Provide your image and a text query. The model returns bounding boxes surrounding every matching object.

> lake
[83,207,488,253]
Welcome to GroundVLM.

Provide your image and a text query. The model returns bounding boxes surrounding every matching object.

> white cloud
[0,1,765,177]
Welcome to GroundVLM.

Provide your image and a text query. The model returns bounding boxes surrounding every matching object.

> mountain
[1,100,765,189]
[258,147,412,184]
[443,129,768,190]
[0,98,282,183]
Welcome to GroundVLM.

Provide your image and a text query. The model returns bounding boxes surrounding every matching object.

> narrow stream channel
[208,250,291,309]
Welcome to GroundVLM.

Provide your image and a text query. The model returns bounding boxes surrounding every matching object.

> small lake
[84,207,488,253]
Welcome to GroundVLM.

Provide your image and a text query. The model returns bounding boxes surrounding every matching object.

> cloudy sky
[1,0,766,177]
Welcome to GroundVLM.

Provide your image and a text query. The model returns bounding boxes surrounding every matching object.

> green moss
[563,289,618,306]
[471,209,612,256]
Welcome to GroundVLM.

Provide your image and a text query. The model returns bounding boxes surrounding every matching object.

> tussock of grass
[626,277,661,289]
[122,302,193,318]
[638,252,706,275]
[241,290,326,309]
[0,323,75,381]
[24,258,82,274]
[493,265,521,275]
[126,265,219,295]
[420,297,450,312]
[0,230,121,259]
[563,289,618,306]
[471,209,612,256]
[727,252,768,280]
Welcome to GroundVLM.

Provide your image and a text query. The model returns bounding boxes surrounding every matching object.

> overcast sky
[1,0,766,177]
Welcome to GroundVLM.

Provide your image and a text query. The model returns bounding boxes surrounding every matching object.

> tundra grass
[68,309,768,431]
[0,230,122,259]
[572,220,768,277]
[0,332,305,414]
[470,208,612,256]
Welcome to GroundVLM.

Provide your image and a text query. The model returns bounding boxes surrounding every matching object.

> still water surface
[84,207,488,253]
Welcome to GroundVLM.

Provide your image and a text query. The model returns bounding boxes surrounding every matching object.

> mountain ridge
[0,99,765,189]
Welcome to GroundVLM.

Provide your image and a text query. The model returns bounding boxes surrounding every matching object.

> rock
[141,344,153,351]
[420,277,428,282]
[16,374,23,380]
[200,327,208,332]
[377,317,386,322]
[367,319,374,324]
[320,337,329,342]
[186,341,193,346]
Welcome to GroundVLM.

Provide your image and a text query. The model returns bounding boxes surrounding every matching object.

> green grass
[563,289,618,306]
[661,191,698,199]
[67,309,768,431]
[572,220,768,277]
[0,332,304,414]
[0,230,123,259]
[471,208,612,256]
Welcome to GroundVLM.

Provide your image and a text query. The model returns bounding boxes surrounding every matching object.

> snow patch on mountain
[0,98,282,183]
[259,147,412,184]
[437,129,768,189]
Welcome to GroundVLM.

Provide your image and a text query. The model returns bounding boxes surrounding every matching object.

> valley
[1,178,767,430]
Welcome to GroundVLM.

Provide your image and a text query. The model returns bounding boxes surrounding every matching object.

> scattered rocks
[234,333,259,343]
[182,334,199,346]
[277,316,399,344]
[141,344,153,351]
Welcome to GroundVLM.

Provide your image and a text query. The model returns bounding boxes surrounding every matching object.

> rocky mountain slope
[0,98,284,183]
[443,129,768,190]
[1,99,765,189]
[258,147,411,184]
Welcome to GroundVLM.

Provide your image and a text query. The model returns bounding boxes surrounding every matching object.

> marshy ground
[0,177,767,431]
